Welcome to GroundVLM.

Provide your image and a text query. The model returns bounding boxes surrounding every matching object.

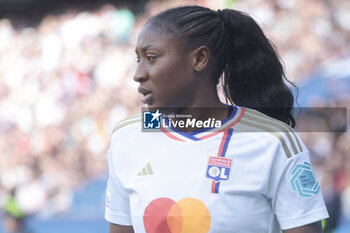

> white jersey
[105,106,328,233]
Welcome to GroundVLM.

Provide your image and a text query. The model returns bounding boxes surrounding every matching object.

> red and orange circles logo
[143,197,211,233]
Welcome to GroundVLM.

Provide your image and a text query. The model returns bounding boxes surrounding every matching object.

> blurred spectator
[2,189,32,233]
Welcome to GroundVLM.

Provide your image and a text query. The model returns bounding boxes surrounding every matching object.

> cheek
[151,61,181,88]
[158,57,193,85]
[148,55,195,106]
[154,74,195,107]
[154,65,192,94]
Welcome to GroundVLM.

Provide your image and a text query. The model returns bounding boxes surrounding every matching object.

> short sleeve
[268,149,329,230]
[105,146,132,226]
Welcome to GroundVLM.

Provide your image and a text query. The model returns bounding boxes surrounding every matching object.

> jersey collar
[160,106,245,142]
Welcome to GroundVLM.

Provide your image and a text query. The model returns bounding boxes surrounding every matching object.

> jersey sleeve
[268,144,329,230]
[105,140,132,226]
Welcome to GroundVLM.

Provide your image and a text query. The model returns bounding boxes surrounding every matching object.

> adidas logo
[137,162,154,176]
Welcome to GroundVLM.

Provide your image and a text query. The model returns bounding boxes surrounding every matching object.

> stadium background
[0,0,349,232]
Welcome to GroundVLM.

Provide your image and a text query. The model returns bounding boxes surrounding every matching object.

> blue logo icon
[290,161,320,198]
[143,109,162,129]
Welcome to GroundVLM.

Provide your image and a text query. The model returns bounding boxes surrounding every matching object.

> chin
[146,104,161,112]
[144,102,157,111]
[145,103,167,112]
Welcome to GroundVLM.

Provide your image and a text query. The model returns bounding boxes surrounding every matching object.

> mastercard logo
[143,197,211,233]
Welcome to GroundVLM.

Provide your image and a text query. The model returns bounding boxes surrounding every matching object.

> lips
[138,86,152,104]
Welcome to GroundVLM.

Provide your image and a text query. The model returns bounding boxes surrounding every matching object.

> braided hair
[147,6,296,127]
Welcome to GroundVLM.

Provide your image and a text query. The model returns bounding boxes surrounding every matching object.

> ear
[192,46,209,72]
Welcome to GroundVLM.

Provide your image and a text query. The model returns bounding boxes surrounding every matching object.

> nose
[133,63,148,83]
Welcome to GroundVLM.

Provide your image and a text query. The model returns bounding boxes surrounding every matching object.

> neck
[180,79,228,116]
[165,82,231,132]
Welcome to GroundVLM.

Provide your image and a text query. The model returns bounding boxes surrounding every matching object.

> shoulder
[111,113,142,135]
[235,107,306,158]
[108,113,142,149]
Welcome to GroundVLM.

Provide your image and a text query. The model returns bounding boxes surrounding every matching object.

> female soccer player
[105,6,329,233]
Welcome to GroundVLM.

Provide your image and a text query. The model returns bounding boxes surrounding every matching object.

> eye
[147,54,157,62]
[136,57,140,63]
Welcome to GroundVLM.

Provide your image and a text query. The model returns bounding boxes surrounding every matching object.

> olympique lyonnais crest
[206,157,232,182]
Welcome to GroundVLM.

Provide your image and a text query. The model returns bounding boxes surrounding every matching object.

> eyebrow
[135,44,161,54]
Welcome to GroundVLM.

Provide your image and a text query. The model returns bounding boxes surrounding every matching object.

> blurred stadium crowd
[0,0,349,232]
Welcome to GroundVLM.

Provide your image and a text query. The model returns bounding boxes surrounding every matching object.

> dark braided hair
[147,6,296,128]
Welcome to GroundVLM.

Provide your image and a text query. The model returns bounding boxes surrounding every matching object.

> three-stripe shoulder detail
[239,108,303,158]
[112,113,141,134]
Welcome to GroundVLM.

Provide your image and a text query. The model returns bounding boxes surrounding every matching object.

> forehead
[136,23,181,52]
